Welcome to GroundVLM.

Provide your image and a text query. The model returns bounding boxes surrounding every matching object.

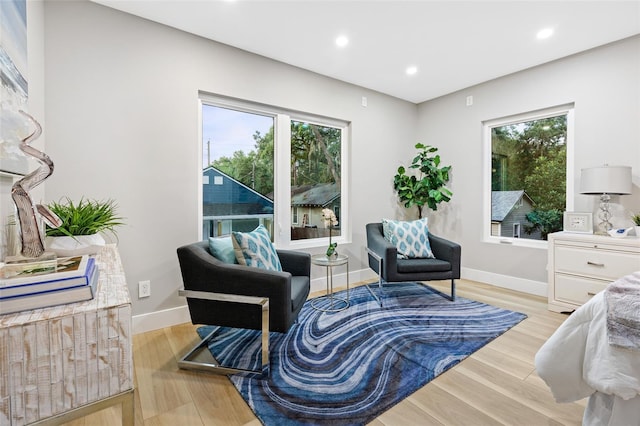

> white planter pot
[635,226,640,238]
[46,234,106,257]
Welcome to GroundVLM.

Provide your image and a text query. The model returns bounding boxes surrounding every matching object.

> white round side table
[310,253,350,312]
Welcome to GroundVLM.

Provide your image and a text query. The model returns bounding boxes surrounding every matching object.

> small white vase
[46,234,106,256]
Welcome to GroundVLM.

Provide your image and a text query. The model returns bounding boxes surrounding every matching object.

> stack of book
[0,255,99,315]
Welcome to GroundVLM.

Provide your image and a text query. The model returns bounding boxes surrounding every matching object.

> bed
[535,271,640,425]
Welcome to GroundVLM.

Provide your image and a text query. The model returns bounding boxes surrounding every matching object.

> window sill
[484,236,549,250]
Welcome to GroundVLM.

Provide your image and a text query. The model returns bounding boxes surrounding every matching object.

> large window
[290,120,342,242]
[200,95,348,248]
[484,105,574,244]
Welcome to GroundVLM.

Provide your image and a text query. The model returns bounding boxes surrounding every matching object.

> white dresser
[547,232,640,312]
[0,245,133,426]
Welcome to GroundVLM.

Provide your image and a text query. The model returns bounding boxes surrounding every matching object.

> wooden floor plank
[403,383,502,426]
[431,368,563,425]
[469,344,536,381]
[133,330,195,420]
[456,357,584,425]
[374,398,444,425]
[143,402,204,426]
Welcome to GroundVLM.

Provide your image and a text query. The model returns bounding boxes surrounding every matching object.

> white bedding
[535,279,640,425]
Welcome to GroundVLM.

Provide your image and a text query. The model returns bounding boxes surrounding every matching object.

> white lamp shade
[580,165,632,195]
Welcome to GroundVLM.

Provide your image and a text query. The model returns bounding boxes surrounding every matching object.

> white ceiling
[91,0,640,103]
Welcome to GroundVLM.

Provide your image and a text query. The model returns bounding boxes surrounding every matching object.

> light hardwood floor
[62,279,585,426]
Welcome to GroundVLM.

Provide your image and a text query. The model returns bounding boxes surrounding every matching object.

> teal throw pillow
[231,225,282,271]
[382,218,435,259]
[208,236,237,264]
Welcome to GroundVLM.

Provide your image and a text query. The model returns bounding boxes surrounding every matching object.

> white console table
[547,232,640,312]
[0,245,133,426]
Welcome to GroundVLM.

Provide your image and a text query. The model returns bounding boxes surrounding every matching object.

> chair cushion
[382,218,435,259]
[397,258,451,273]
[290,275,310,311]
[208,236,238,264]
[231,225,283,271]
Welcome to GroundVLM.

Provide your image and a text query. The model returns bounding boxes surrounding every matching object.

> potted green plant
[631,212,640,238]
[393,143,452,219]
[45,198,124,256]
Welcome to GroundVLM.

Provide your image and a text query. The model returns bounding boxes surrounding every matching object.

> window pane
[202,105,274,239]
[491,114,567,240]
[290,121,341,241]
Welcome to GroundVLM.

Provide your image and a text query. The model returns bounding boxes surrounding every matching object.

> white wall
[417,36,640,290]
[42,0,417,322]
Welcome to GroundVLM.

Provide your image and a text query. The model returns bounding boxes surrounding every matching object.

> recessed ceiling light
[537,28,554,40]
[406,66,418,76]
[335,35,349,48]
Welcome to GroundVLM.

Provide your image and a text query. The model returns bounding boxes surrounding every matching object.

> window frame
[198,93,350,250]
[482,104,575,248]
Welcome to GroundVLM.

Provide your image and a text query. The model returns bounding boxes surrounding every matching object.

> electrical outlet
[138,280,151,298]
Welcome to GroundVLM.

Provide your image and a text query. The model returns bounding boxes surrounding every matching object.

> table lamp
[580,165,632,235]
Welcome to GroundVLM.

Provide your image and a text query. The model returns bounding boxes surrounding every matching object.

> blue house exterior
[202,166,274,238]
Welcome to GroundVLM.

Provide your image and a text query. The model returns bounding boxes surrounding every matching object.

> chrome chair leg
[365,248,384,307]
[177,289,270,378]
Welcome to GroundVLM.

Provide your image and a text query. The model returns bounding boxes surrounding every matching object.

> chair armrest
[366,223,399,275]
[277,249,311,277]
[429,234,461,273]
[178,288,269,307]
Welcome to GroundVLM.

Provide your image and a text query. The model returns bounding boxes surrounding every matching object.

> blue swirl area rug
[197,282,526,425]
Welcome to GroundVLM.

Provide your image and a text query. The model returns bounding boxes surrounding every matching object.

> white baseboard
[133,304,191,335]
[461,267,547,297]
[132,267,545,335]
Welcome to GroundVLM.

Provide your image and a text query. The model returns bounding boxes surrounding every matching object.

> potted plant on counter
[632,212,640,238]
[45,198,124,256]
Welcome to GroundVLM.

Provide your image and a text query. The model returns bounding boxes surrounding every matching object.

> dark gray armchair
[365,222,461,305]
[176,240,311,377]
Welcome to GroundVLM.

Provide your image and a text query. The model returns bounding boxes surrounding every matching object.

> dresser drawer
[555,246,640,281]
[554,274,608,306]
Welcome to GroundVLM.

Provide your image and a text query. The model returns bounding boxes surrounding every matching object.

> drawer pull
[587,292,597,296]
[587,261,605,267]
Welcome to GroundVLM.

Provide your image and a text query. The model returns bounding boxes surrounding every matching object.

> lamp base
[596,194,613,236]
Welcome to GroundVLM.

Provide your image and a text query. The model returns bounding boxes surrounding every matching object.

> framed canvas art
[0,0,29,176]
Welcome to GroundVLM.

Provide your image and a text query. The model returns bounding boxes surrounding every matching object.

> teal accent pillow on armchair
[208,236,238,264]
[382,218,435,259]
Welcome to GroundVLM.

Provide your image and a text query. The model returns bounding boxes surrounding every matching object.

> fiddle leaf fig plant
[393,143,452,218]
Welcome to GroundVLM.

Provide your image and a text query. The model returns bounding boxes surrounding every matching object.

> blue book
[0,257,96,299]
[0,266,99,315]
